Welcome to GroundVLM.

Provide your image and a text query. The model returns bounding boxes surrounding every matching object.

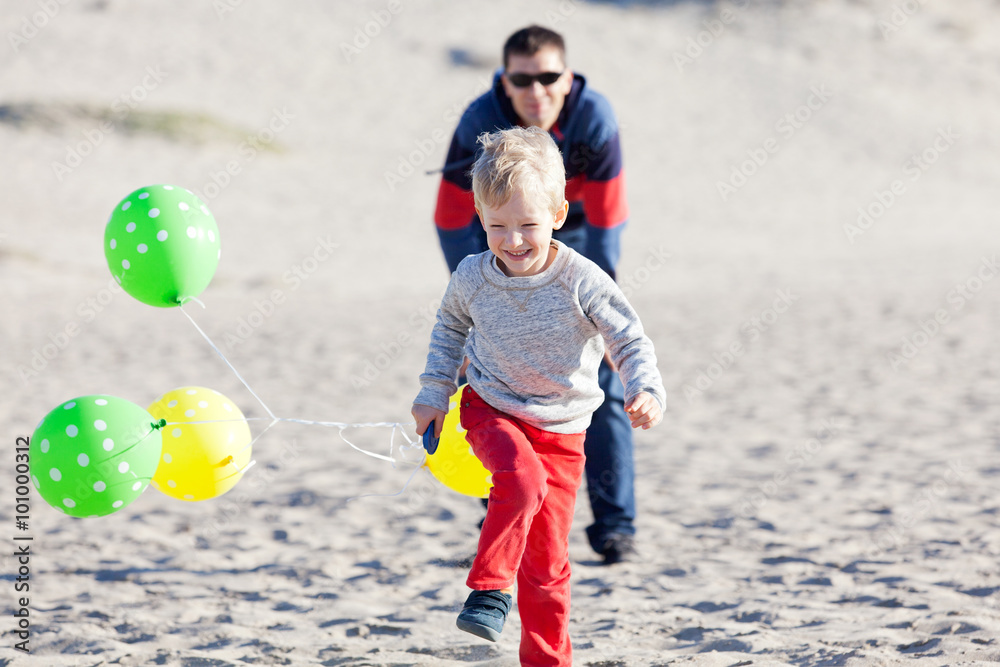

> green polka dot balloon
[104,184,221,308]
[30,395,164,518]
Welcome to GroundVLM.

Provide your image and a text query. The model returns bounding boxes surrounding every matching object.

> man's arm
[575,129,629,281]
[434,132,480,273]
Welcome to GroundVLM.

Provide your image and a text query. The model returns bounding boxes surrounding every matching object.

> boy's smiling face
[477,190,568,277]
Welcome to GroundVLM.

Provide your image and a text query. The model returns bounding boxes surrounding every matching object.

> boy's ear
[475,206,485,230]
[552,200,569,230]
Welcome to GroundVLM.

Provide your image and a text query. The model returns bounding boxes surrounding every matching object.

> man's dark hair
[503,26,566,69]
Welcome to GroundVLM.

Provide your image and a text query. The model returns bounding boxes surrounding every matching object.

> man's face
[501,47,573,132]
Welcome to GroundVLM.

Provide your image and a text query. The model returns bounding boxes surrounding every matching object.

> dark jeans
[583,359,637,550]
[472,217,637,552]
[556,222,637,549]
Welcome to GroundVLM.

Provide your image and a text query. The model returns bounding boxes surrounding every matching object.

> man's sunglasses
[505,71,565,88]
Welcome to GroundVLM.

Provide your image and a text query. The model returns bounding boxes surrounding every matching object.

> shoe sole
[602,551,637,565]
[456,617,501,642]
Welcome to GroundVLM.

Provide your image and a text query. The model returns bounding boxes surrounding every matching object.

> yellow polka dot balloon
[147,387,251,501]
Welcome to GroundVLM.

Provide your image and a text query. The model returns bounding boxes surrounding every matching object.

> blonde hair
[471,126,566,214]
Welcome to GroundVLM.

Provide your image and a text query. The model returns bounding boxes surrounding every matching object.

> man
[433,25,638,564]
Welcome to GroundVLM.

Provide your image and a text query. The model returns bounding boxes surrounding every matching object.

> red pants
[460,386,586,667]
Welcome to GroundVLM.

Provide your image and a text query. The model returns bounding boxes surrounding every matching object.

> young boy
[412,126,665,666]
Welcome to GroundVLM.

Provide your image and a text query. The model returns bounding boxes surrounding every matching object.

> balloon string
[163,418,416,428]
[160,418,420,465]
[179,296,206,308]
[163,417,275,424]
[277,418,417,429]
[176,302,425,483]
[346,458,427,504]
[250,417,279,448]
[219,457,257,479]
[115,423,161,459]
[178,304,276,420]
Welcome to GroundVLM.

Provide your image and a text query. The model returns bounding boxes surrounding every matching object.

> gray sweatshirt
[415,241,666,434]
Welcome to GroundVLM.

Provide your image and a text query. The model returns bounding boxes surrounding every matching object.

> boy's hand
[625,392,661,430]
[412,403,447,439]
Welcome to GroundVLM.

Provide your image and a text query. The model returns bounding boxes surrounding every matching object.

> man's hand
[625,392,661,430]
[412,403,447,438]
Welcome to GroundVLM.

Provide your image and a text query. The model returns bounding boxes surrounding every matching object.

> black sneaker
[599,533,637,564]
[456,590,513,642]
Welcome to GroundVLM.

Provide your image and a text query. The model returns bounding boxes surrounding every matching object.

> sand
[2,0,1000,664]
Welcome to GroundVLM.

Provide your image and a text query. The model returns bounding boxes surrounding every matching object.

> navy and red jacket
[434,70,628,280]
